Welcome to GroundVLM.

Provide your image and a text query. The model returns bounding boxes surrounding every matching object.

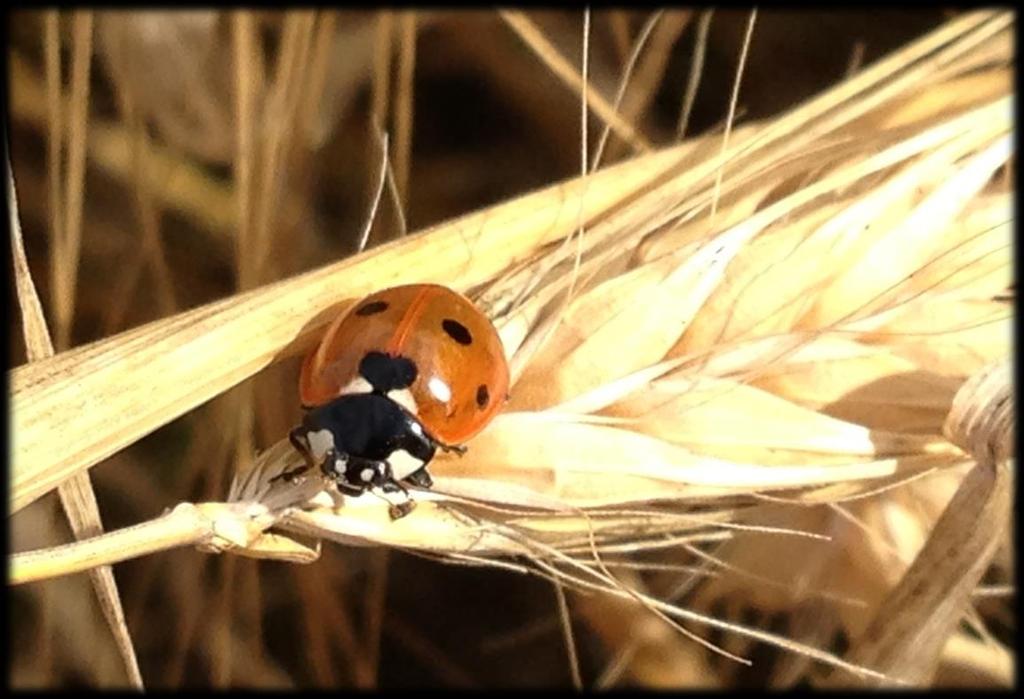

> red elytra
[300,284,509,445]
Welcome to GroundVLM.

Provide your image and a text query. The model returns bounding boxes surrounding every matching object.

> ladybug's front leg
[317,449,365,496]
[438,442,467,457]
[271,427,319,484]
[345,457,415,519]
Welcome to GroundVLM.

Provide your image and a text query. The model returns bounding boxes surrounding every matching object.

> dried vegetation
[7,8,1014,689]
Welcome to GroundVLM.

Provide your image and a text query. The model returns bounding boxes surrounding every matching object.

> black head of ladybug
[358,351,418,394]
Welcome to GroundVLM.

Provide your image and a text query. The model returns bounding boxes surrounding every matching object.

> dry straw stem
[9,10,1013,684]
[9,150,143,687]
[819,360,1013,687]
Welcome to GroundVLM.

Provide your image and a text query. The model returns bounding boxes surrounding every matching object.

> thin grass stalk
[54,10,93,351]
[393,10,416,208]
[9,161,143,688]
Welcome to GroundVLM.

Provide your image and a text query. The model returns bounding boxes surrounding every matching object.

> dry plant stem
[10,141,691,514]
[358,129,391,253]
[603,9,691,163]
[8,500,316,585]
[44,11,64,312]
[109,62,178,323]
[8,161,143,688]
[249,11,316,287]
[554,578,583,689]
[372,11,393,127]
[677,9,713,139]
[394,10,416,207]
[822,360,1014,687]
[300,11,339,147]
[232,11,260,284]
[53,10,93,351]
[381,126,409,240]
[591,10,663,173]
[499,9,652,154]
[710,8,755,220]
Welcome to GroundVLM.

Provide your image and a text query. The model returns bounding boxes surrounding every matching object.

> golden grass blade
[9,158,143,688]
[512,237,732,409]
[609,376,956,462]
[10,140,691,514]
[674,94,1010,353]
[444,413,939,503]
[808,133,1011,327]
[744,337,965,433]
[10,164,54,360]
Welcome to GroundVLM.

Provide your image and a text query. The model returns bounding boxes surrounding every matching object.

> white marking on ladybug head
[389,449,426,481]
[360,468,374,483]
[340,376,374,395]
[306,429,336,461]
[427,376,452,403]
[387,388,418,415]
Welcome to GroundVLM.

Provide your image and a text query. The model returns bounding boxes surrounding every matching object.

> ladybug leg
[317,449,365,496]
[378,476,415,519]
[350,457,416,519]
[438,442,467,457]
[271,427,318,484]
[269,464,311,485]
[387,500,415,520]
[427,432,466,457]
[404,468,433,489]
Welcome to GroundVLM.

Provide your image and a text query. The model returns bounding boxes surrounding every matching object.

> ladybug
[282,283,509,517]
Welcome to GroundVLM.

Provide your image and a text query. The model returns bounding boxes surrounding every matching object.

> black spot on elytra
[359,351,418,392]
[476,384,490,409]
[355,300,389,316]
[442,318,472,345]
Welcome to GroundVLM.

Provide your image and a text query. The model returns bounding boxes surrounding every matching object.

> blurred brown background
[8,9,953,688]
